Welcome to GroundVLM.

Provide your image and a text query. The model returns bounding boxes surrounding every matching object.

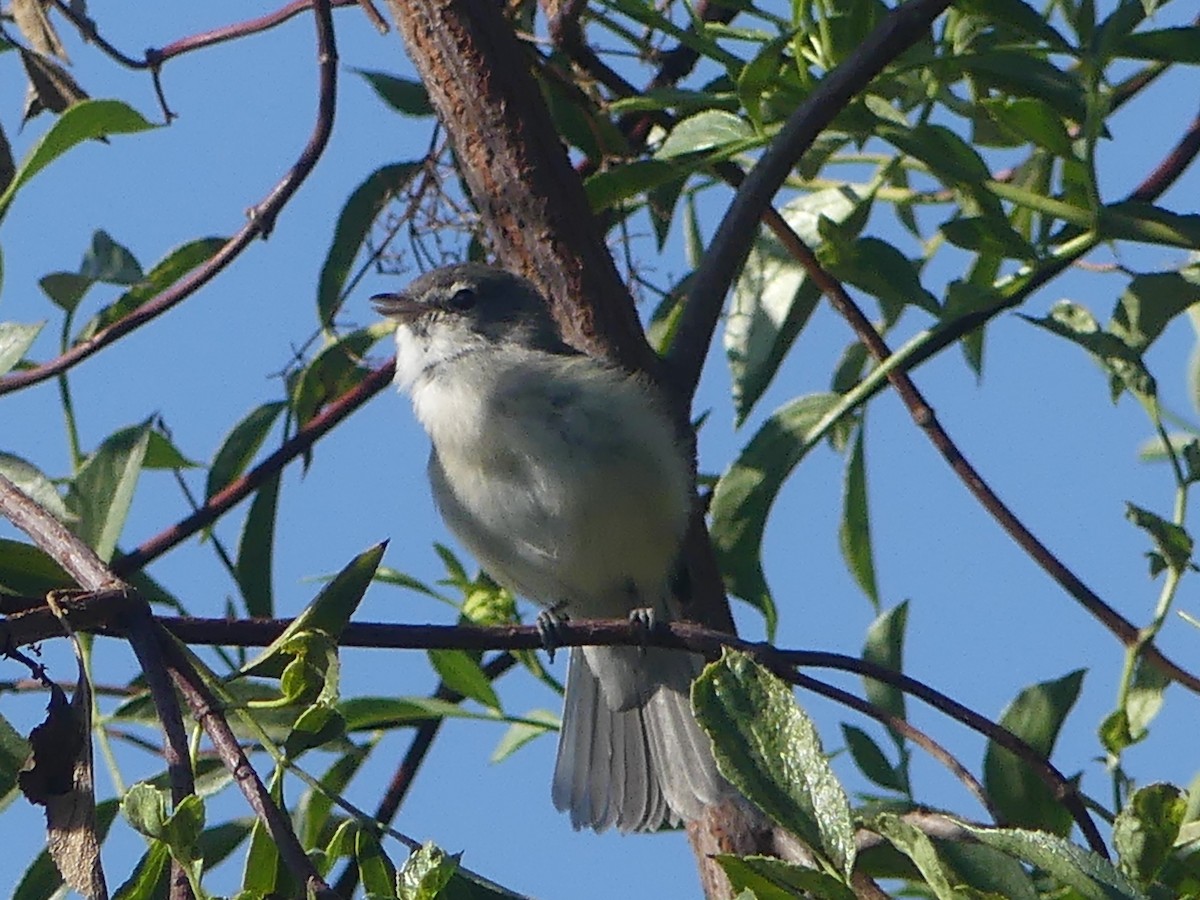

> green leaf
[0,452,69,522]
[710,393,846,637]
[0,321,43,375]
[1099,201,1200,250]
[839,426,879,607]
[236,473,280,618]
[67,421,152,562]
[1109,268,1200,355]
[879,123,992,187]
[75,237,227,342]
[868,811,963,900]
[0,100,157,220]
[39,272,92,311]
[397,842,458,900]
[241,542,385,678]
[0,538,73,594]
[655,109,755,158]
[112,841,170,900]
[1122,656,1170,745]
[934,841,1039,900]
[0,713,31,802]
[1118,26,1200,63]
[841,724,904,792]
[961,822,1144,899]
[206,402,286,499]
[584,159,685,212]
[1113,783,1186,887]
[122,782,169,839]
[490,708,558,763]
[1126,502,1193,575]
[143,430,200,470]
[1023,301,1156,405]
[726,187,864,423]
[428,649,501,712]
[715,854,857,900]
[738,31,797,127]
[941,215,1037,260]
[818,235,940,319]
[980,97,1076,156]
[954,0,1072,49]
[78,230,143,284]
[317,162,420,327]
[242,770,289,897]
[954,51,1087,124]
[292,325,390,428]
[982,669,1085,835]
[862,602,908,728]
[355,69,434,117]
[356,829,398,899]
[694,650,856,880]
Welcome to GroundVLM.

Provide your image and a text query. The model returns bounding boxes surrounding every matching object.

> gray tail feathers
[551,646,726,833]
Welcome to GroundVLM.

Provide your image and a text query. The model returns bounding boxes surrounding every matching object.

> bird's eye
[447,288,476,311]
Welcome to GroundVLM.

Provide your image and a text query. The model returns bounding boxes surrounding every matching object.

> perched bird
[373,263,724,832]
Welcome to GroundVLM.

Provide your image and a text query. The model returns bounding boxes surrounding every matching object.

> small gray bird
[373,263,724,832]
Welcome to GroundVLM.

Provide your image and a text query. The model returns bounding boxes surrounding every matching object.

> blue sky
[2,3,1199,898]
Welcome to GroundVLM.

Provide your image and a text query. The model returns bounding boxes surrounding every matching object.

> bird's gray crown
[373,263,567,353]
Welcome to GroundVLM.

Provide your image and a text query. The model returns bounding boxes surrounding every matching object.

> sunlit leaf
[694,650,856,880]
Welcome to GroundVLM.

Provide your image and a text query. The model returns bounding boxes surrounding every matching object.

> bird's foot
[628,607,656,655]
[535,603,570,663]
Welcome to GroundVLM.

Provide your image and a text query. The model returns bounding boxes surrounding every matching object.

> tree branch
[117,362,394,576]
[667,0,951,398]
[385,0,657,375]
[158,638,335,898]
[0,0,340,396]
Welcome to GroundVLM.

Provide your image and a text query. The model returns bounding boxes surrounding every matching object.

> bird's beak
[371,292,425,324]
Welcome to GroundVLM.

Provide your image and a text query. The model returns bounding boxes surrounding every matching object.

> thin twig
[791,671,997,822]
[0,0,342,396]
[331,652,517,897]
[1128,108,1200,203]
[116,361,395,575]
[159,638,334,897]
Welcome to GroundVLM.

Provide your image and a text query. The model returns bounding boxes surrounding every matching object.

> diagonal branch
[116,361,395,575]
[0,474,196,897]
[158,637,334,898]
[667,0,951,399]
[0,0,340,396]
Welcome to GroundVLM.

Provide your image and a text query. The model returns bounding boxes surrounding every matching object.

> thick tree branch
[385,0,657,376]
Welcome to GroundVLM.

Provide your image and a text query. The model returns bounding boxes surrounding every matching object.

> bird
[373,262,725,832]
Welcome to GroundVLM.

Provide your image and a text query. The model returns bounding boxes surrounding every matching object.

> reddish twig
[116,361,395,575]
[1128,108,1200,203]
[91,612,1108,857]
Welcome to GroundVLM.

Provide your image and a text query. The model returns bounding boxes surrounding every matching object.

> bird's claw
[536,603,570,663]
[629,607,656,655]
